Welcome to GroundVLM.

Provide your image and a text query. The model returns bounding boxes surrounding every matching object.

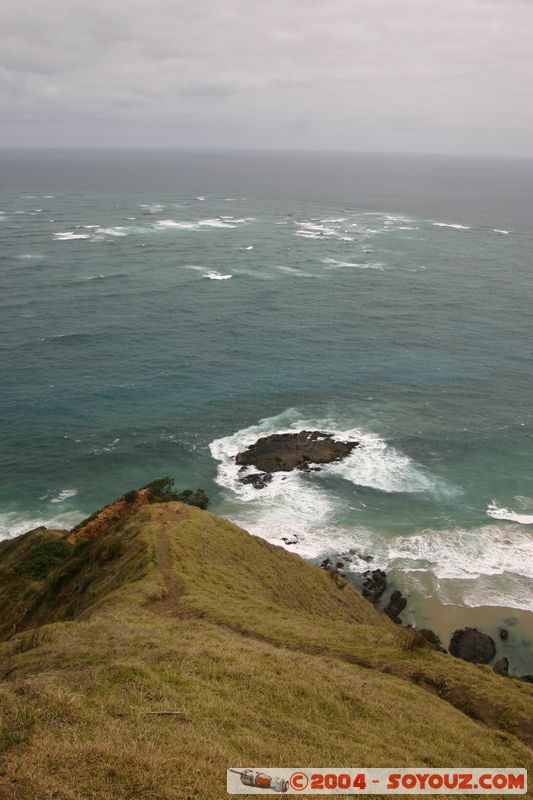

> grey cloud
[0,0,532,154]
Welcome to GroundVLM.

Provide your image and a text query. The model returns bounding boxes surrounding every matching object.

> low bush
[16,540,72,581]
[175,488,209,510]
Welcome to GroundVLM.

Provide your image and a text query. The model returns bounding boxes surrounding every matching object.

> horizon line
[0,145,532,161]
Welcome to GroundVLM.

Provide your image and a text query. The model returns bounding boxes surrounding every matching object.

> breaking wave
[49,488,78,504]
[432,222,471,230]
[321,258,387,270]
[183,265,232,280]
[54,231,90,241]
[487,502,533,525]
[209,409,446,557]
[0,509,83,540]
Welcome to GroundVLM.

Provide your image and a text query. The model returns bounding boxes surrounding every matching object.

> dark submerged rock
[235,430,357,476]
[239,472,272,490]
[418,628,446,652]
[384,589,407,624]
[499,627,509,641]
[493,657,509,676]
[449,627,497,664]
[362,568,387,605]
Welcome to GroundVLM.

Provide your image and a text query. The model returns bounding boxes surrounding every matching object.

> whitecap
[487,502,533,525]
[156,219,199,230]
[183,265,232,280]
[322,258,386,270]
[204,270,232,280]
[54,231,90,240]
[199,218,236,228]
[432,222,471,230]
[50,488,78,504]
[493,229,510,235]
[92,437,120,456]
[95,226,128,237]
[295,230,322,239]
[0,509,83,541]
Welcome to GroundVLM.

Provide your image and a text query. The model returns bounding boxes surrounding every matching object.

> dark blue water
[1,150,532,664]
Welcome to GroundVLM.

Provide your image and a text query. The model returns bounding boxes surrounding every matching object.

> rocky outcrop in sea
[235,430,357,486]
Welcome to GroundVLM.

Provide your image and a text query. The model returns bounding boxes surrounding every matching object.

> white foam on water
[140,203,165,213]
[204,270,232,280]
[458,576,533,612]
[54,231,90,240]
[156,219,199,230]
[198,218,236,228]
[295,230,322,239]
[183,265,232,280]
[95,226,129,237]
[487,502,533,525]
[432,222,471,230]
[245,245,254,250]
[276,266,322,278]
[209,409,446,557]
[493,229,510,235]
[0,509,83,540]
[17,254,43,260]
[321,258,386,270]
[294,220,351,241]
[91,437,120,456]
[155,217,252,231]
[383,524,533,580]
[50,488,78,504]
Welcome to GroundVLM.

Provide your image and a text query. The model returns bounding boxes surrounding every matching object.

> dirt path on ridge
[145,506,189,617]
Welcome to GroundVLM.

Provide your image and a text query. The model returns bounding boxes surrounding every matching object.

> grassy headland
[0,486,532,799]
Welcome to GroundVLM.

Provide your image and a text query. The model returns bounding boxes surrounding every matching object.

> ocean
[1,149,532,670]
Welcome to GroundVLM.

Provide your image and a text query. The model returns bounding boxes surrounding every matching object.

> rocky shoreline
[318,553,524,676]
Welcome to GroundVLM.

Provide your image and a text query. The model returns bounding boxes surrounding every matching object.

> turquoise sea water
[1,150,532,666]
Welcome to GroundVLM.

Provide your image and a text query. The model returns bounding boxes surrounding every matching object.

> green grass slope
[0,500,531,799]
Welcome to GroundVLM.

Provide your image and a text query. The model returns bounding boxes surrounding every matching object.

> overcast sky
[1,0,532,155]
